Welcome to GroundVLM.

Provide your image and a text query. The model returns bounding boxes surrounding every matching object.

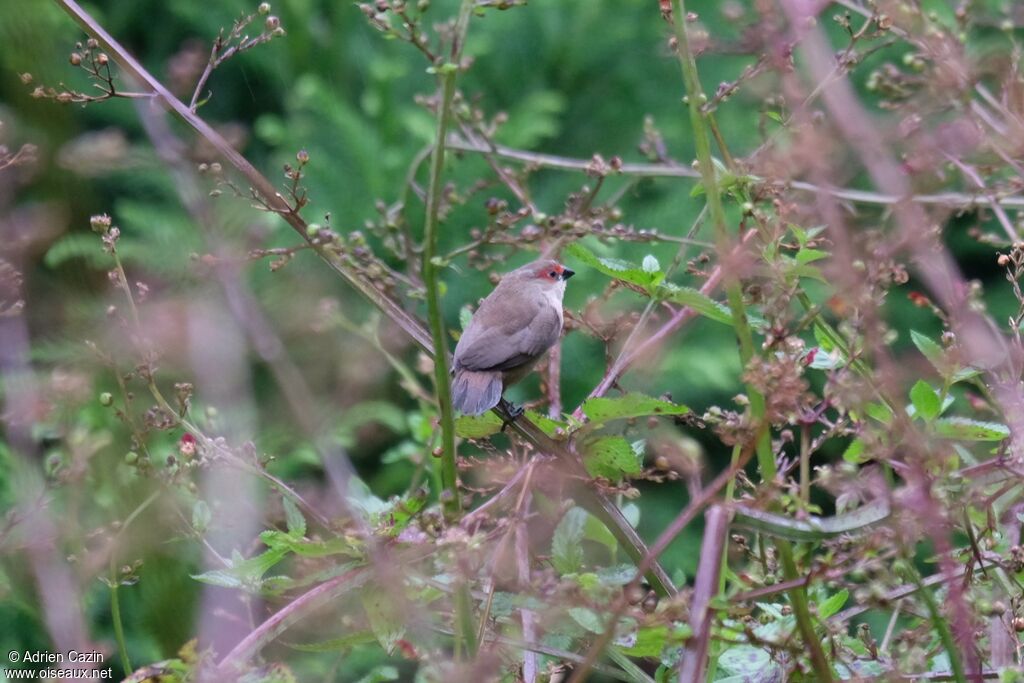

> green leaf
[806,346,843,370]
[459,305,474,331]
[565,242,663,292]
[911,330,944,369]
[551,507,588,574]
[192,500,211,533]
[264,534,362,559]
[864,402,894,424]
[952,367,982,382]
[817,589,849,619]
[194,544,293,590]
[582,436,643,481]
[617,625,668,658]
[282,496,306,538]
[377,489,428,537]
[568,607,605,634]
[658,284,734,325]
[190,569,244,589]
[912,330,980,384]
[718,646,780,677]
[595,564,636,586]
[842,438,867,464]
[795,247,829,264]
[360,593,406,655]
[583,515,618,555]
[788,264,828,282]
[933,418,1010,441]
[621,502,641,528]
[355,666,400,683]
[524,409,566,438]
[581,393,689,426]
[910,381,941,421]
[454,412,504,438]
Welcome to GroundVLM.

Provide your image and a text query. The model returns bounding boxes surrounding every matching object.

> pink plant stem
[546,340,562,419]
[515,493,537,683]
[678,505,732,683]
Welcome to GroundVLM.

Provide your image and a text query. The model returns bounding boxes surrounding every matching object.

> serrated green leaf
[276,536,363,559]
[565,242,663,292]
[282,496,306,538]
[454,412,504,438]
[581,393,689,425]
[552,507,588,574]
[933,418,1010,441]
[582,436,643,481]
[658,284,734,325]
[910,380,941,421]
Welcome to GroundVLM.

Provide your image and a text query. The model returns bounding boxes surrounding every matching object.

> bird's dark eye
[549,271,557,278]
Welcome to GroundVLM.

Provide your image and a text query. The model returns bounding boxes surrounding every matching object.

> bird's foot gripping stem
[498,400,524,432]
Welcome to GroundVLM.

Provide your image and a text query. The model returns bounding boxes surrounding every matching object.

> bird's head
[506,259,575,289]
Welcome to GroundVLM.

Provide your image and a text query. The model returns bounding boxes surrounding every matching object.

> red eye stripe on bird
[451,259,574,417]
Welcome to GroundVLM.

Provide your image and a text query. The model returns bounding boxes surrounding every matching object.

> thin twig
[446,136,1024,209]
[678,505,732,682]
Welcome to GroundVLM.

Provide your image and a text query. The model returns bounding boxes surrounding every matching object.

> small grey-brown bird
[452,259,574,415]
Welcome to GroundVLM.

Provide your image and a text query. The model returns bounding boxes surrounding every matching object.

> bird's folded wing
[454,295,561,372]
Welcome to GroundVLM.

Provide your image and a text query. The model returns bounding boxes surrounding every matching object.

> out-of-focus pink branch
[678,505,732,683]
[515,494,536,683]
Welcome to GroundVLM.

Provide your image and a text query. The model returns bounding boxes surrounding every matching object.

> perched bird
[452,259,575,416]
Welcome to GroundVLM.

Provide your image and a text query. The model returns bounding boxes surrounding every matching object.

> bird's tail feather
[451,369,503,415]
